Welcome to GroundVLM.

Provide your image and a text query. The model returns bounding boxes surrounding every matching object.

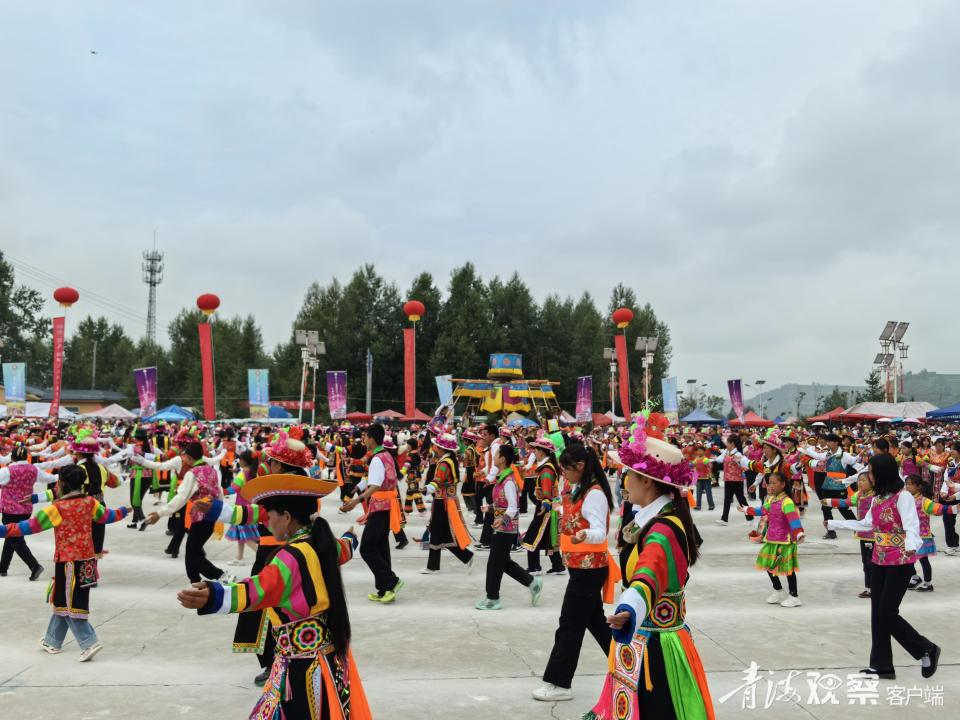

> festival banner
[2,362,26,417]
[247,369,270,419]
[614,333,632,418]
[50,316,66,418]
[327,371,347,420]
[727,379,745,423]
[435,374,454,408]
[403,327,416,418]
[661,376,680,426]
[198,322,216,421]
[575,376,592,422]
[133,366,158,418]
[271,400,315,411]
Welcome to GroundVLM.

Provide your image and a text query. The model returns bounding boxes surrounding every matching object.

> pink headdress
[614,413,696,491]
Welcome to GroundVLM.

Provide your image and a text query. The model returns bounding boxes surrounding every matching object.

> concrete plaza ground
[1,486,957,719]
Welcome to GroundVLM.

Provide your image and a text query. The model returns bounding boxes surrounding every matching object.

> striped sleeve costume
[586,505,714,720]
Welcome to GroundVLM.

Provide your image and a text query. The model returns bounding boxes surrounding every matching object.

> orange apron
[372,490,402,534]
[560,535,622,603]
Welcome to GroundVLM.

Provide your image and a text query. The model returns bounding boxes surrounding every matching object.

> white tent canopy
[843,401,937,420]
[81,403,137,419]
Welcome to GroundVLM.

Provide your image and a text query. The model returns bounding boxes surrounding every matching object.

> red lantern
[403,300,425,323]
[53,287,79,308]
[612,307,634,329]
[196,293,221,317]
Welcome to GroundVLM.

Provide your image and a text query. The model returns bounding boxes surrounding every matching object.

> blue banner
[2,362,26,417]
[435,374,454,407]
[248,369,270,419]
[661,376,679,426]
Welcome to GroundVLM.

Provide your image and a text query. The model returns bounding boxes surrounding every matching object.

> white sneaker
[715,519,728,526]
[780,595,803,608]
[528,569,544,577]
[943,547,959,556]
[766,590,787,604]
[532,684,573,702]
[78,643,103,662]
[39,638,62,654]
[420,568,440,575]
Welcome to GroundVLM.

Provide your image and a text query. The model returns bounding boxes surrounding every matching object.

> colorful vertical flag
[2,362,26,417]
[575,376,592,422]
[50,317,66,418]
[727,379,745,423]
[197,322,216,421]
[327,371,347,420]
[247,369,270,419]
[435,375,454,407]
[134,366,158,418]
[661,377,679,425]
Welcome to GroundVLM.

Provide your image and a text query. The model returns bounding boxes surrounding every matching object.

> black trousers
[519,476,536,514]
[817,478,855,521]
[184,520,224,583]
[942,503,959,548]
[527,549,564,573]
[860,541,874,588]
[166,511,187,555]
[542,567,611,688]
[426,545,474,571]
[869,563,935,672]
[0,511,39,573]
[721,482,749,522]
[359,510,398,593]
[768,571,798,595]
[479,488,495,546]
[475,483,491,527]
[485,532,532,600]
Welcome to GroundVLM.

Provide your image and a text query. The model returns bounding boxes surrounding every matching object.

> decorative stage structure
[451,353,562,419]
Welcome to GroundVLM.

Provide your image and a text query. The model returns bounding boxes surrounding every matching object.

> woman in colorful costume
[178,470,370,719]
[421,433,474,574]
[521,433,565,576]
[586,414,713,720]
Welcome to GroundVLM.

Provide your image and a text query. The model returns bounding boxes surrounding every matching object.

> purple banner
[727,379,744,423]
[134,367,158,418]
[326,371,347,420]
[576,376,592,422]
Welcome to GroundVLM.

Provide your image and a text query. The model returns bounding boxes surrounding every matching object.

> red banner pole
[50,316,66,419]
[403,326,416,418]
[198,322,216,420]
[614,332,631,418]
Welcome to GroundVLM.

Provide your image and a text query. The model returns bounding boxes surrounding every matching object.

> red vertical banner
[614,332,631,418]
[198,322,216,420]
[403,327,416,418]
[50,316,66,418]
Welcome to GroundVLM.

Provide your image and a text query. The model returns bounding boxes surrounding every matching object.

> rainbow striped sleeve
[627,520,688,613]
[0,505,62,538]
[782,497,804,537]
[31,489,55,504]
[91,499,129,524]
[202,499,264,525]
[337,533,358,565]
[745,504,767,518]
[921,498,960,516]
[200,545,310,616]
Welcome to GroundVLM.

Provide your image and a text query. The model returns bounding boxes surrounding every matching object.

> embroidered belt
[272,614,334,659]
[640,591,687,632]
[874,532,905,548]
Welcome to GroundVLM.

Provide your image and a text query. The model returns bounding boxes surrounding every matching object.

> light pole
[295,330,323,424]
[755,379,766,418]
[686,379,697,411]
[603,348,617,416]
[635,336,658,410]
[877,322,909,404]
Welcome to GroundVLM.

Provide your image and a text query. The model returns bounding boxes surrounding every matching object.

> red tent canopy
[401,408,431,422]
[728,411,774,428]
[345,411,372,422]
[591,412,613,427]
[805,406,846,423]
[373,409,404,419]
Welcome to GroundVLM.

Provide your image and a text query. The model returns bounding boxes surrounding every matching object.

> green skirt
[755,541,799,576]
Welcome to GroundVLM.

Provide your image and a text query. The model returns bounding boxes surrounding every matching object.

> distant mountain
[741,370,960,418]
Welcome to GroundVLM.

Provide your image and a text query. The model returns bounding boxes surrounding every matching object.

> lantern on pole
[402,300,425,419]
[611,307,633,417]
[49,287,79,419]
[196,293,220,420]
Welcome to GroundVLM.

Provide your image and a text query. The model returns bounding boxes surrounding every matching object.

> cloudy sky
[2,1,958,398]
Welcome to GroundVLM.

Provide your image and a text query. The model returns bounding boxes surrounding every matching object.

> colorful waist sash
[640,591,687,633]
[273,614,334,660]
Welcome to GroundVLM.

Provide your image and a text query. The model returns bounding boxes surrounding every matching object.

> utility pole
[91,341,98,389]
[142,233,164,344]
[365,348,373,415]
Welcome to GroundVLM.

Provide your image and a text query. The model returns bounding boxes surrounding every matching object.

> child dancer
[0,464,130,660]
[904,473,959,592]
[691,445,715,511]
[823,470,875,598]
[738,471,804,607]
[224,451,261,566]
[401,438,426,514]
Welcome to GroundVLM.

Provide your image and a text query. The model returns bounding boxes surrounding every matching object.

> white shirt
[580,486,610,544]
[356,453,385,493]
[485,440,502,484]
[827,490,922,552]
[156,463,223,517]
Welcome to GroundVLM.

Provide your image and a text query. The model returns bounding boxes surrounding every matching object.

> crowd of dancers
[1,410,954,718]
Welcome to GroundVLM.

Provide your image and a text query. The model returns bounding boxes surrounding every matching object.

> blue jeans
[696,479,715,509]
[44,614,99,650]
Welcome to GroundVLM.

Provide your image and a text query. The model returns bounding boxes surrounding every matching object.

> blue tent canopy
[144,404,196,422]
[927,402,960,421]
[681,408,723,425]
[507,416,539,428]
[268,405,292,419]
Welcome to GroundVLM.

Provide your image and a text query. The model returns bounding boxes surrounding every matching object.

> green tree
[431,263,494,383]
[61,316,137,395]
[607,284,672,412]
[857,369,886,403]
[405,272,443,408]
[0,251,51,384]
[820,386,850,413]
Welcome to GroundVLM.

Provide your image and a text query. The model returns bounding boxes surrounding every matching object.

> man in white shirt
[476,424,501,549]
